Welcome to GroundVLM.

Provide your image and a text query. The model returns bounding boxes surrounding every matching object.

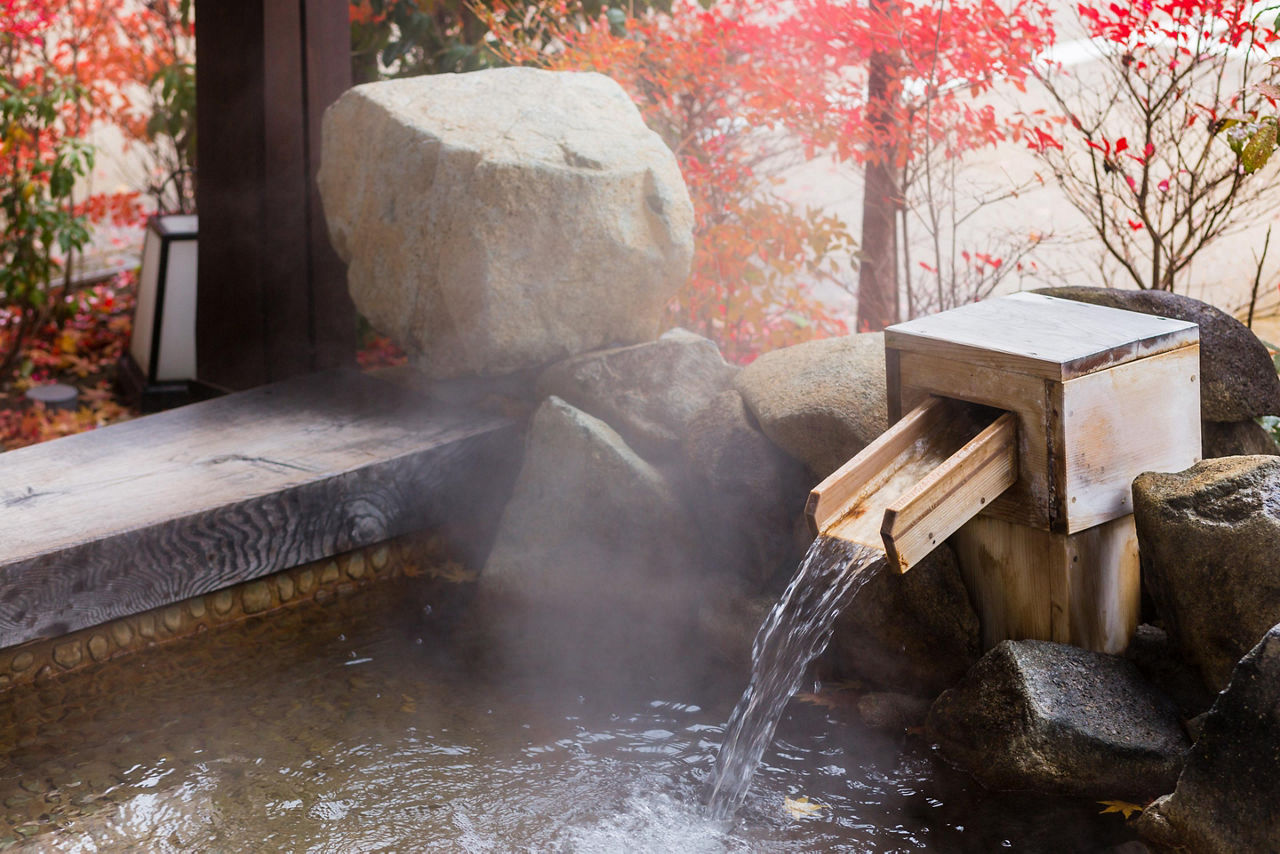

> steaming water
[0,577,1137,852]
[705,536,881,818]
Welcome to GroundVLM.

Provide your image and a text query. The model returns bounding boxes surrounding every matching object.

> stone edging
[0,532,471,694]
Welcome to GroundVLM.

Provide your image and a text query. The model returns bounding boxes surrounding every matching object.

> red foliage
[485,1,855,362]
[0,271,137,450]
[2,0,192,228]
[764,0,1057,166]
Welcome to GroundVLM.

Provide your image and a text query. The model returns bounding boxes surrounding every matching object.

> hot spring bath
[0,553,1139,853]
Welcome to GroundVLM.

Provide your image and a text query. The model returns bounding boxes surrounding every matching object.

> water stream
[705,535,883,819]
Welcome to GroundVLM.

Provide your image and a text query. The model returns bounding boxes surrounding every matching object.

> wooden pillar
[195,0,355,391]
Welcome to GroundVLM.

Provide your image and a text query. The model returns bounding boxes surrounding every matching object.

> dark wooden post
[195,0,355,391]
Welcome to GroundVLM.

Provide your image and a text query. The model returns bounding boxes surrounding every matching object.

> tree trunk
[857,0,901,332]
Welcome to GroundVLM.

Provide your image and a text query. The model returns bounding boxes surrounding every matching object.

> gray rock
[1133,456,1280,690]
[734,333,887,477]
[536,329,737,462]
[481,396,700,628]
[1124,624,1216,720]
[1202,418,1280,458]
[1137,624,1280,854]
[680,390,811,589]
[824,544,981,695]
[927,640,1189,800]
[857,692,931,731]
[319,68,694,379]
[1035,287,1280,421]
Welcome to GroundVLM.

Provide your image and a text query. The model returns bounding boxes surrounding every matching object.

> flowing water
[705,536,882,819]
[0,576,1139,852]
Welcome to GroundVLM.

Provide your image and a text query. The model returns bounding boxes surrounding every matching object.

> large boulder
[536,329,738,462]
[318,68,694,379]
[481,397,700,629]
[1035,287,1280,421]
[1137,624,1280,854]
[734,333,888,477]
[824,544,981,696]
[1133,456,1280,690]
[680,390,811,589]
[926,640,1188,800]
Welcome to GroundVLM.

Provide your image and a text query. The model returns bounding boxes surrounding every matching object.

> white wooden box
[886,292,1201,535]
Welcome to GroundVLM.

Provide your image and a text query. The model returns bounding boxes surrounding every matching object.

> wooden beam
[196,0,355,390]
[806,396,1016,570]
[0,371,519,649]
[882,412,1018,571]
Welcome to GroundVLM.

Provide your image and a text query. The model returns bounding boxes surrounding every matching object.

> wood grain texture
[885,292,1198,381]
[1057,345,1201,532]
[807,395,955,536]
[0,370,519,649]
[952,514,1140,653]
[882,412,1018,572]
[807,397,1013,566]
[195,0,356,390]
[894,349,1053,529]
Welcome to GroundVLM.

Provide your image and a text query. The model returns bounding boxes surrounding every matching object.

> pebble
[163,606,184,633]
[88,635,111,663]
[53,641,83,670]
[111,622,134,647]
[212,590,234,615]
[321,562,341,585]
[242,581,272,614]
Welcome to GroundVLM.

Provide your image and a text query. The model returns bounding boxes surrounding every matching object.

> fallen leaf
[1098,800,1143,819]
[784,795,827,818]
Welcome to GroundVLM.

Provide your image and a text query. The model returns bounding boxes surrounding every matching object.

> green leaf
[606,8,628,37]
[1242,120,1278,173]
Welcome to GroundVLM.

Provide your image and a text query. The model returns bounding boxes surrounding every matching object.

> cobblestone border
[0,532,471,693]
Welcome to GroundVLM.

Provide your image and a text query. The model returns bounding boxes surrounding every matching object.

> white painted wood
[886,292,1198,381]
[1057,344,1201,531]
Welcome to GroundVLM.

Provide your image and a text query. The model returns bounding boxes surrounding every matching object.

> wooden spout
[806,396,1018,573]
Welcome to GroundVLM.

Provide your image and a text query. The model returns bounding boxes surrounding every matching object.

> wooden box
[886,292,1201,535]
[884,293,1200,652]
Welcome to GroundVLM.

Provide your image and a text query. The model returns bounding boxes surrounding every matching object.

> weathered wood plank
[894,349,1053,529]
[0,370,519,648]
[1058,345,1201,531]
[882,411,1018,572]
[807,396,1014,569]
[886,292,1198,381]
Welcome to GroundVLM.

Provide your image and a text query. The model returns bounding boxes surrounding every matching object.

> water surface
[0,580,1137,852]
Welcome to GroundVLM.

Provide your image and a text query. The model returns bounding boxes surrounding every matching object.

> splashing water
[704,535,883,819]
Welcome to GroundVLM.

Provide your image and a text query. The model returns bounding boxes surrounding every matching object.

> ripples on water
[0,580,1136,852]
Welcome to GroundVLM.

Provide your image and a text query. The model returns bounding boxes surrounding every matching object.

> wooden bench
[0,369,520,649]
